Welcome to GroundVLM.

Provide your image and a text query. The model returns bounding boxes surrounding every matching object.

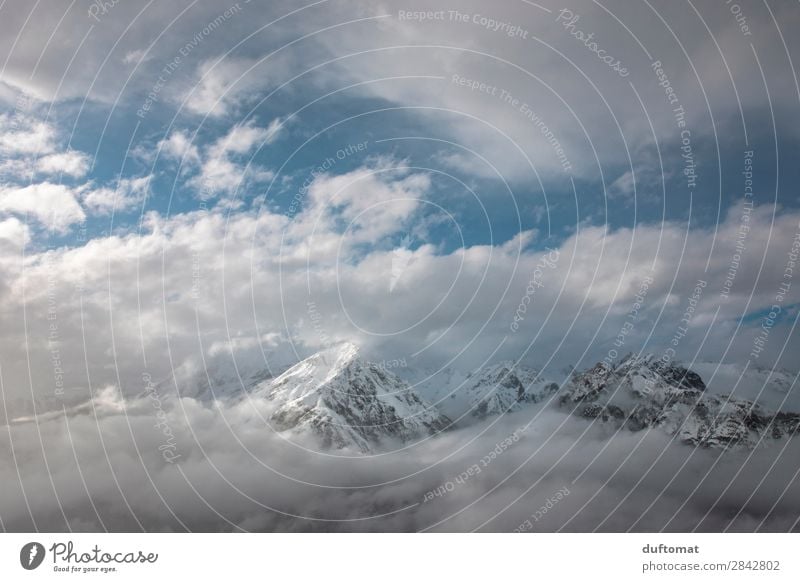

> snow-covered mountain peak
[256,343,450,452]
[268,342,361,398]
[307,341,361,371]
[318,341,361,365]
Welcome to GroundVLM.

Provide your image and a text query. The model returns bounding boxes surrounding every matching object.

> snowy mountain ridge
[560,353,799,448]
[214,346,799,452]
[6,342,797,454]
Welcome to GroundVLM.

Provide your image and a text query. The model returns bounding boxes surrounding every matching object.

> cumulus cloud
[184,119,281,197]
[295,162,429,247]
[0,113,96,235]
[0,112,56,155]
[210,117,282,156]
[157,131,201,166]
[0,182,85,232]
[81,176,152,215]
[0,216,30,247]
[36,150,91,178]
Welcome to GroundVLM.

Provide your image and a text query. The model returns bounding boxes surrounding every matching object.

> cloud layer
[3,396,799,532]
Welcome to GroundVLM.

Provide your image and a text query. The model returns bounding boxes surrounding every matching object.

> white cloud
[608,170,635,199]
[182,58,258,118]
[0,113,56,155]
[285,0,800,181]
[122,49,150,65]
[0,157,30,179]
[81,176,151,215]
[187,119,281,197]
[0,216,30,247]
[158,131,201,166]
[209,117,282,157]
[0,114,94,184]
[36,150,90,178]
[299,164,428,246]
[0,182,85,232]
[176,45,298,117]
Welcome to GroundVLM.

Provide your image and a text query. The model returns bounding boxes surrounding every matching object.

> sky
[2,0,799,409]
[1,0,800,533]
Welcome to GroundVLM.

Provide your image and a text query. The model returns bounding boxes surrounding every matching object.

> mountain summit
[255,343,451,452]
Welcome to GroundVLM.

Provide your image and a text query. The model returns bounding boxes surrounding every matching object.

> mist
[3,391,798,532]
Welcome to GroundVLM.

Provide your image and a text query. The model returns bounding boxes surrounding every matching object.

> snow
[559,355,799,449]
[400,361,556,422]
[253,342,450,452]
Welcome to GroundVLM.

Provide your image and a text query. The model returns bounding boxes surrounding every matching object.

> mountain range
[7,341,796,455]
[238,343,798,453]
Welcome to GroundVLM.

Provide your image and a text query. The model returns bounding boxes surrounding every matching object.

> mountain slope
[403,361,558,422]
[560,354,800,448]
[463,362,558,418]
[255,343,451,452]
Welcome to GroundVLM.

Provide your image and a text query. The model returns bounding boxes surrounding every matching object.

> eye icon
[20,542,45,570]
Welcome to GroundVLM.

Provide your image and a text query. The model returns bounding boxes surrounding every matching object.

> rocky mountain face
[462,362,559,419]
[254,343,451,452]
[559,354,800,448]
